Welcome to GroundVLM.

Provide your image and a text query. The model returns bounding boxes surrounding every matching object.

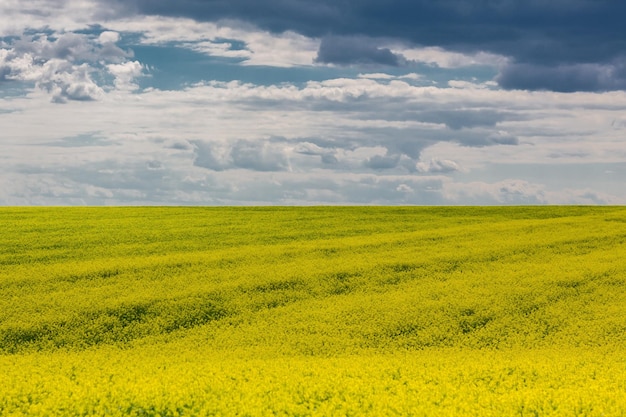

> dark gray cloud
[0,65,11,81]
[497,61,626,92]
[418,110,517,130]
[192,140,230,171]
[315,36,405,66]
[363,154,401,170]
[231,140,289,171]
[450,131,519,148]
[294,142,339,165]
[107,0,626,91]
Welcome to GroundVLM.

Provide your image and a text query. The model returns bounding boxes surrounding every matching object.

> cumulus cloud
[0,48,32,81]
[0,31,137,102]
[495,180,546,203]
[14,32,128,63]
[416,158,460,174]
[38,61,104,103]
[190,141,229,171]
[231,140,290,171]
[107,61,144,91]
[193,140,289,172]
[98,31,120,44]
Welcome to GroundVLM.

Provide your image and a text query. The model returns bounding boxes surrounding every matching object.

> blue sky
[1,0,625,205]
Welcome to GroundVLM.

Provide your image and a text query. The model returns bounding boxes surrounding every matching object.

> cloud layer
[108,0,626,92]
[3,72,625,204]
[1,1,626,205]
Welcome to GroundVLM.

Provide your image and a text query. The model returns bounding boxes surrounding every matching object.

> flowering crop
[0,207,625,415]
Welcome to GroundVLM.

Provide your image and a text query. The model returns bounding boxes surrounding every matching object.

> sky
[1,0,625,205]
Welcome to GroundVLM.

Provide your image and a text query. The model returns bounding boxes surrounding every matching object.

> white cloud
[358,73,396,80]
[0,0,105,36]
[235,29,319,67]
[193,139,290,172]
[400,46,509,69]
[0,48,36,81]
[98,31,120,44]
[37,60,104,103]
[448,80,499,89]
[442,179,626,205]
[0,30,138,102]
[443,179,548,204]
[416,158,460,174]
[399,73,423,80]
[3,47,626,204]
[106,16,320,67]
[396,184,413,193]
[4,74,626,149]
[107,61,144,91]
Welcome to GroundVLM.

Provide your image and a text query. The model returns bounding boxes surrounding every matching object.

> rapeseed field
[1,206,625,416]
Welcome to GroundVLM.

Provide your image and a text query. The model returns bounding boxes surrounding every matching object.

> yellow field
[1,207,625,416]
